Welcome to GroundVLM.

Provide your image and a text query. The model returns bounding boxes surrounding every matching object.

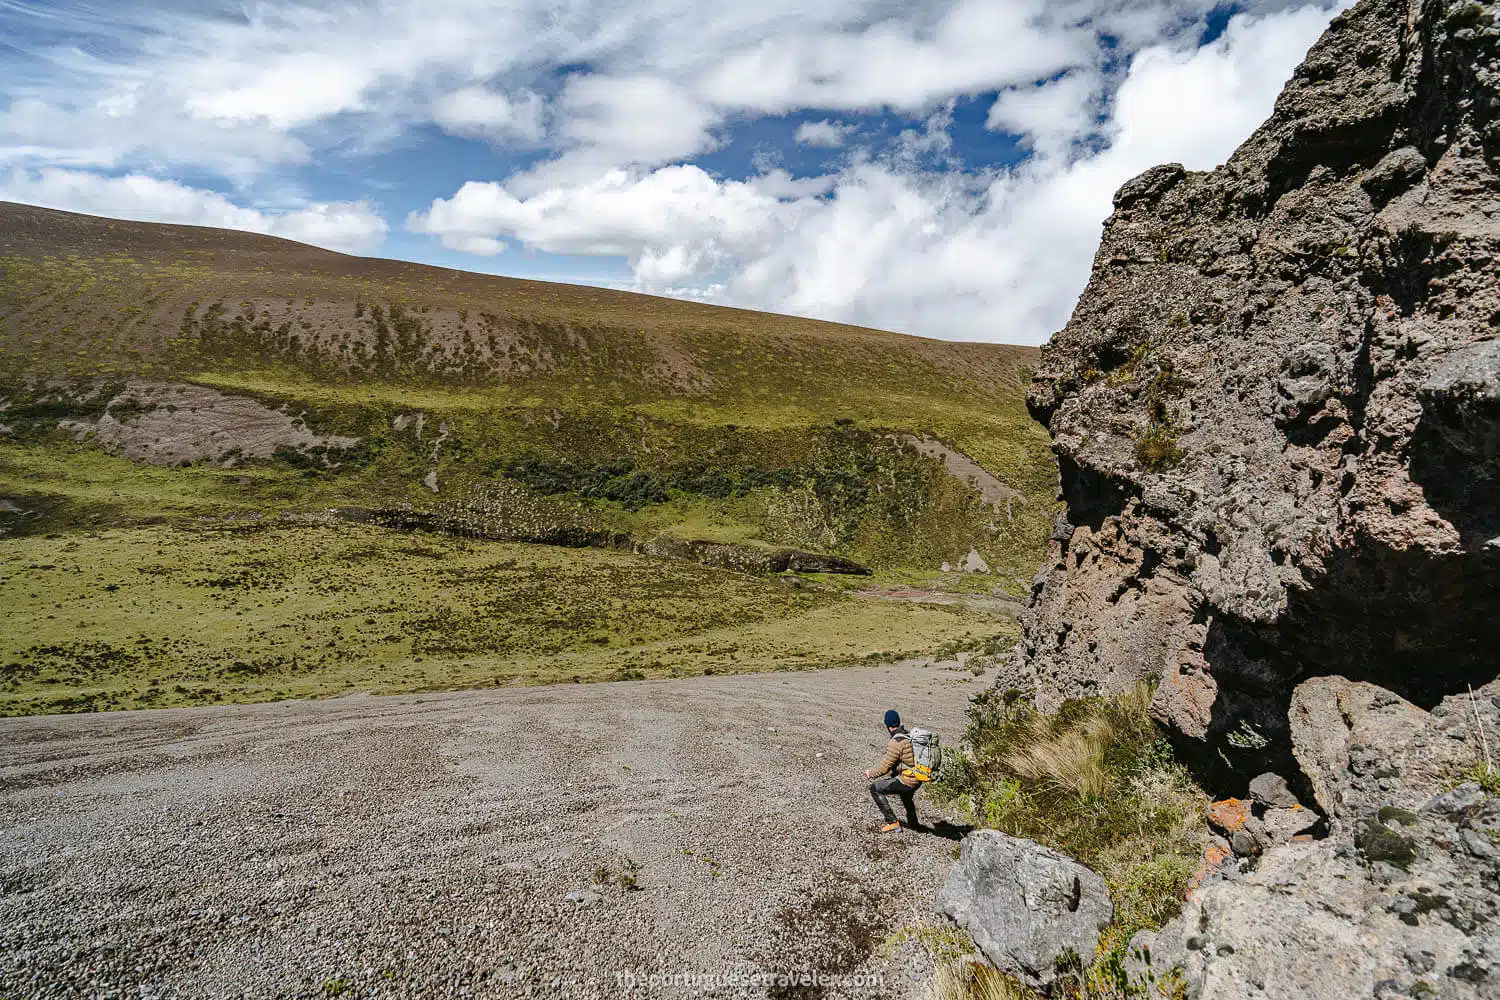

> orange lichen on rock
[1186,841,1235,900]
[1206,798,1251,835]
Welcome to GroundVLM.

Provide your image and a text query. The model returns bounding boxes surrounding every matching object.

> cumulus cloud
[987,73,1100,157]
[0,168,388,252]
[410,166,797,280]
[411,3,1347,342]
[432,87,546,144]
[795,120,856,147]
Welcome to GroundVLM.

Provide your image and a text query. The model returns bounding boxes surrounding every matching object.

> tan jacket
[872,731,920,788]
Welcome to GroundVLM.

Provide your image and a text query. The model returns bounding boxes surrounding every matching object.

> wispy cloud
[794,120,856,148]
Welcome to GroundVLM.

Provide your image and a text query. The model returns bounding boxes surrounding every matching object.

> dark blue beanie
[884,709,901,728]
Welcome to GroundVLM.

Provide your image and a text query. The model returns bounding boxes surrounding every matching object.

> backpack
[904,727,942,782]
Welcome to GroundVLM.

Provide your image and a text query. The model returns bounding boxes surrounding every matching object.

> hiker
[864,709,922,833]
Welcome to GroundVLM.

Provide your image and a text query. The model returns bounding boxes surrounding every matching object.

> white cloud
[410,3,1347,342]
[795,120,856,147]
[410,166,795,282]
[1,0,1353,340]
[506,75,721,194]
[0,168,388,253]
[432,87,546,144]
[987,72,1100,156]
[0,1,1264,183]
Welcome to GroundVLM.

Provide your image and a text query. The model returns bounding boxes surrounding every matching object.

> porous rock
[1248,772,1300,809]
[1290,676,1493,831]
[1127,680,1500,999]
[1012,0,1500,768]
[936,830,1112,988]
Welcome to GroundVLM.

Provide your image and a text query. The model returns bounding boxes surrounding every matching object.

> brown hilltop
[0,200,1033,395]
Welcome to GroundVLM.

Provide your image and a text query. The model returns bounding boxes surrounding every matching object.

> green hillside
[0,201,1054,714]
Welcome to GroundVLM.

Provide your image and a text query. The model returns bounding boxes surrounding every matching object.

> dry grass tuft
[931,962,1036,1000]
[999,683,1152,800]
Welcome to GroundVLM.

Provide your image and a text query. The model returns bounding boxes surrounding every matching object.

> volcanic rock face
[1018,0,1500,769]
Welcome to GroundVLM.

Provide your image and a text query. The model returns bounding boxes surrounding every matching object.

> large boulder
[1132,803,1500,1000]
[935,830,1112,988]
[1289,676,1488,831]
[1013,0,1500,767]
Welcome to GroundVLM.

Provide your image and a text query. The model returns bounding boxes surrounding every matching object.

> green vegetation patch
[931,684,1207,998]
[0,523,1013,715]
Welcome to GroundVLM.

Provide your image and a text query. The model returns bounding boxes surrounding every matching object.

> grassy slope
[0,524,1012,714]
[0,202,1051,713]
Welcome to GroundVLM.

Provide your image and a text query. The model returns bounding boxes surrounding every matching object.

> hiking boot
[879,822,901,833]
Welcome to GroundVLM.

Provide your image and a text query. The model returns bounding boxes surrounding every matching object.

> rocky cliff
[1019,0,1500,777]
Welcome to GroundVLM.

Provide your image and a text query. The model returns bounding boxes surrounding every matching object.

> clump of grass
[1131,362,1191,473]
[931,962,1035,1000]
[879,920,975,963]
[1459,761,1500,795]
[593,854,643,891]
[1132,425,1183,472]
[931,683,1207,990]
[1462,685,1499,793]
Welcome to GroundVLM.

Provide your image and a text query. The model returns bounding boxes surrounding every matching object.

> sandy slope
[0,664,987,999]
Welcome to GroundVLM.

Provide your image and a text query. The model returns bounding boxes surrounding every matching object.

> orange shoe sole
[880,822,901,833]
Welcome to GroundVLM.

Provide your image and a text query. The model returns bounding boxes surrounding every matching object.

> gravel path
[0,663,986,1000]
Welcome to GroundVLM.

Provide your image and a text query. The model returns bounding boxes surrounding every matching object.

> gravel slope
[0,663,986,999]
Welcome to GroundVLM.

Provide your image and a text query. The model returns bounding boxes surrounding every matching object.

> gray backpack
[906,727,942,782]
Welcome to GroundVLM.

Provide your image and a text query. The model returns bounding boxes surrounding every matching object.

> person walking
[864,709,921,833]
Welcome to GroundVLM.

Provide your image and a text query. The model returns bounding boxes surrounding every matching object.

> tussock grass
[931,684,1206,997]
[931,962,1035,1000]
[0,523,1012,715]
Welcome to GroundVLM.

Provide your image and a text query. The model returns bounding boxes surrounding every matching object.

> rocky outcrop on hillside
[1016,0,1500,772]
[6,380,360,467]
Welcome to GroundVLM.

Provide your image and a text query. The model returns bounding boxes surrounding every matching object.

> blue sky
[0,0,1349,343]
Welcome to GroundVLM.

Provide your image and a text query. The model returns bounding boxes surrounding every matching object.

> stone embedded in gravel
[935,830,1113,988]
[563,890,603,907]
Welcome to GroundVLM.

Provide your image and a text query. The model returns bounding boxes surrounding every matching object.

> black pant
[869,776,920,826]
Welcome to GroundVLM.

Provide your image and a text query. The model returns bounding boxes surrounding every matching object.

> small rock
[1258,805,1320,845]
[562,890,602,907]
[1207,798,1252,836]
[1186,837,1236,899]
[1249,772,1301,809]
[1422,782,1487,817]
[1230,825,1262,858]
